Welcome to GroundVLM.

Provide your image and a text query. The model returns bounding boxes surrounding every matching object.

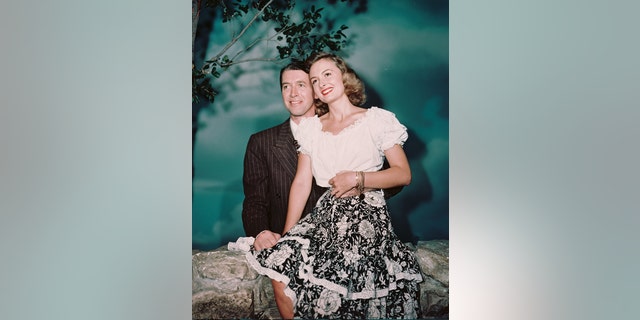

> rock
[192,290,254,319]
[192,240,449,319]
[415,239,449,286]
[415,239,449,318]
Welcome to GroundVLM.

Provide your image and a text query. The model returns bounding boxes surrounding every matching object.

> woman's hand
[328,171,359,198]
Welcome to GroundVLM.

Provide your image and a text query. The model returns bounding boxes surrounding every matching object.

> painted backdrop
[193,0,448,250]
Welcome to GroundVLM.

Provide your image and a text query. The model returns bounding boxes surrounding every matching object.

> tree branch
[211,0,275,63]
[229,26,283,63]
[220,57,283,67]
[192,0,202,54]
[227,8,298,66]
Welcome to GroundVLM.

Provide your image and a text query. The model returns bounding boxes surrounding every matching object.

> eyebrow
[282,80,307,86]
[310,68,332,79]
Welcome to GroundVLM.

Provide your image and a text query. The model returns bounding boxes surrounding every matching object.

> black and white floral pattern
[246,190,423,319]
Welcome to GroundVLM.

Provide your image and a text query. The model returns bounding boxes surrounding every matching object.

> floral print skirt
[245,190,423,319]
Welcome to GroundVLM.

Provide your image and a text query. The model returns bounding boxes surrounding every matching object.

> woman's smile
[321,87,333,96]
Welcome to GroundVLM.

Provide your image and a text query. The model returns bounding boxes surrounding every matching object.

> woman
[245,52,423,319]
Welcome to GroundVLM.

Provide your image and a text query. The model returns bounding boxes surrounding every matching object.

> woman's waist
[321,188,386,203]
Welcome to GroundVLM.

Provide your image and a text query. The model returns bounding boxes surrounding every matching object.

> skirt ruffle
[245,190,423,319]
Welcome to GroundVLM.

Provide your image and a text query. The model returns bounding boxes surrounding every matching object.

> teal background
[192,0,450,251]
[1,1,640,319]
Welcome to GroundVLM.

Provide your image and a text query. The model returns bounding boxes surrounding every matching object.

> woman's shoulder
[367,106,395,116]
[366,106,401,123]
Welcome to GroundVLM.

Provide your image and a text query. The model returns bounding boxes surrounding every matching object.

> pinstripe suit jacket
[241,119,326,237]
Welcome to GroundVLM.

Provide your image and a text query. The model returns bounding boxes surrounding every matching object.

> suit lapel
[273,120,298,178]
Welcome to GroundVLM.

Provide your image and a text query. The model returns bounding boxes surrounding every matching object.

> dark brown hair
[279,60,308,91]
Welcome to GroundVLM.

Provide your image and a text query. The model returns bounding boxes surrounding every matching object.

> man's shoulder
[250,119,290,139]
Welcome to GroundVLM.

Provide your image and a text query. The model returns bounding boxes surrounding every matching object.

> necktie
[292,138,300,152]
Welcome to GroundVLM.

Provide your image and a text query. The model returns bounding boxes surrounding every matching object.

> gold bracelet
[357,171,365,193]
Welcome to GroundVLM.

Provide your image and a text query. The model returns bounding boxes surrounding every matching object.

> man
[241,61,402,250]
[241,61,324,250]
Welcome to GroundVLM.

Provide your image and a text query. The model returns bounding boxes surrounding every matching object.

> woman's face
[309,58,345,104]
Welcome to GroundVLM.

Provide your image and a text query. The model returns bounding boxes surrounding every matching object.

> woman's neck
[326,96,355,121]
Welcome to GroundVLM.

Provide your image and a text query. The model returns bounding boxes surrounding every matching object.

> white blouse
[296,107,408,188]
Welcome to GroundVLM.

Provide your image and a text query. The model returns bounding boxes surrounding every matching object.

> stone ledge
[192,240,448,319]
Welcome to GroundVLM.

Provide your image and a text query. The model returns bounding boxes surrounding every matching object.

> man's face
[281,69,315,119]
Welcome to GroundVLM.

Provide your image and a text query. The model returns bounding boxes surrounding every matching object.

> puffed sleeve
[296,115,321,156]
[369,107,408,151]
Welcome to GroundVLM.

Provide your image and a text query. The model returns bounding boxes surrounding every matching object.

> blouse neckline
[320,107,374,137]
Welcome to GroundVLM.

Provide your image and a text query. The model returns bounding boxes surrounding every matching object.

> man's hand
[253,230,281,251]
